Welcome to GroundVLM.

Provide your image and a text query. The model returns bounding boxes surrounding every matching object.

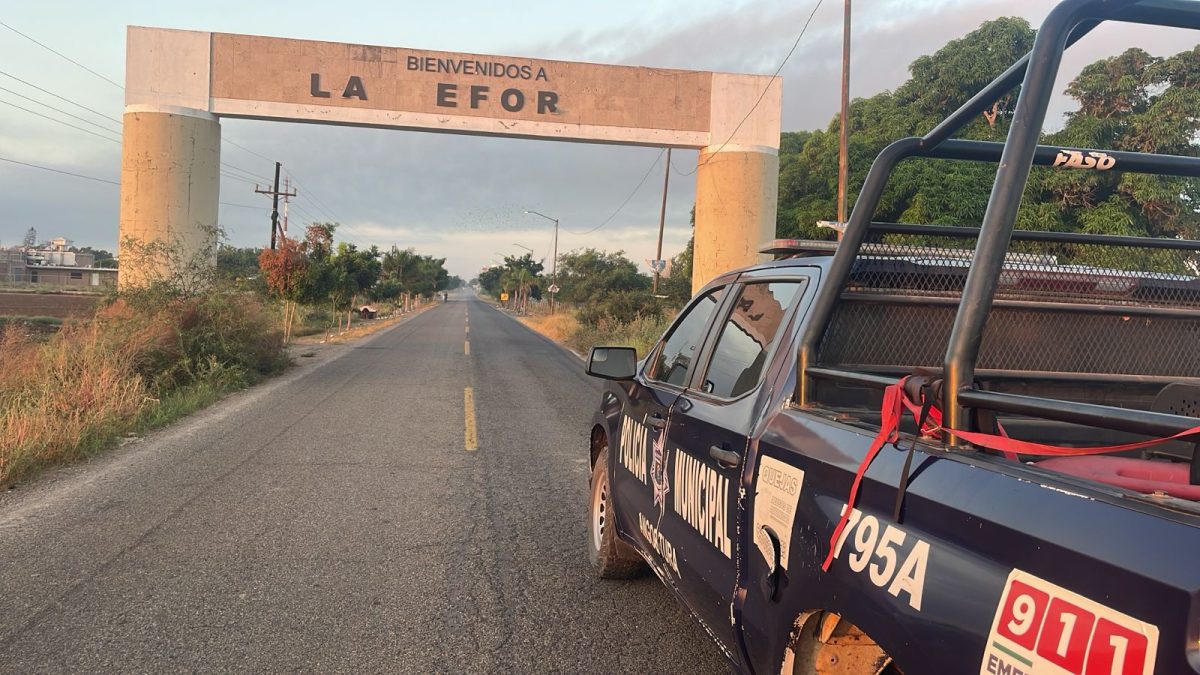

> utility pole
[281,176,293,237]
[524,209,559,314]
[837,0,852,241]
[653,147,672,295]
[255,162,296,249]
[550,219,558,314]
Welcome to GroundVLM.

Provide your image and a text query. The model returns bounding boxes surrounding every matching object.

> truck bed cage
[797,0,1200,442]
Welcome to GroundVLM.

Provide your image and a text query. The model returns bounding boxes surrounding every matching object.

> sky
[1,0,1198,279]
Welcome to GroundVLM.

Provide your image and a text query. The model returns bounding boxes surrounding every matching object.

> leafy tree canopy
[776,18,1200,245]
[556,248,650,306]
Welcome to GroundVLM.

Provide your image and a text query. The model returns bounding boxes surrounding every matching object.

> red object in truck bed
[1038,456,1200,500]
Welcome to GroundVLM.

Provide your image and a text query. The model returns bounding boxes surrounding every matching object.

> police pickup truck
[583,2,1200,673]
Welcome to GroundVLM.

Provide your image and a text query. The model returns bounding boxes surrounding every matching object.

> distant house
[0,237,118,288]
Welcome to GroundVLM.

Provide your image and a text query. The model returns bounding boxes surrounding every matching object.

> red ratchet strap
[820,377,1200,572]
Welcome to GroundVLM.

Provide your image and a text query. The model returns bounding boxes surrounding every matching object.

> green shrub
[567,313,673,357]
[576,290,663,327]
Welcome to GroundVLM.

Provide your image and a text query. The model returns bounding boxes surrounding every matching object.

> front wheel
[588,445,645,578]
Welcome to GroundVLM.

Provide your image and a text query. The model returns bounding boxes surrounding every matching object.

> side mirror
[587,346,638,381]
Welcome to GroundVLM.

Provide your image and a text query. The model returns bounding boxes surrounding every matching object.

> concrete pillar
[118,107,220,289]
[692,146,779,293]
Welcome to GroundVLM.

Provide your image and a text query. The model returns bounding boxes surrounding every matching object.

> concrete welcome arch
[120,27,782,292]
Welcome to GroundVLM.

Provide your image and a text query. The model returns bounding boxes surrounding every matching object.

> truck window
[647,288,724,387]
[701,281,805,398]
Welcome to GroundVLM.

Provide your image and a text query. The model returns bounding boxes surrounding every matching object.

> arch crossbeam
[120,26,783,291]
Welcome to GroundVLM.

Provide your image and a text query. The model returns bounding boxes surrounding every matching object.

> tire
[588,445,646,578]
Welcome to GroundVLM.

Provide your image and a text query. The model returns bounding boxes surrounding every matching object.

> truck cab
[583,1,1200,673]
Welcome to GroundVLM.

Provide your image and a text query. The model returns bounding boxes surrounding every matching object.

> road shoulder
[481,302,586,362]
[0,303,439,512]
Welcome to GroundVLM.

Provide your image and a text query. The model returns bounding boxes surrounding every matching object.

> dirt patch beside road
[0,291,101,318]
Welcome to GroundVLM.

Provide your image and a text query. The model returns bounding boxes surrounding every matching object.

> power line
[0,69,122,124]
[0,20,354,245]
[221,161,271,183]
[0,155,118,185]
[0,156,281,201]
[0,21,123,90]
[0,69,276,186]
[222,137,275,163]
[564,149,666,236]
[0,97,122,143]
[0,84,122,134]
[288,201,368,249]
[285,173,373,248]
[286,180,337,222]
[2,106,262,185]
[287,174,343,223]
[220,201,268,210]
[673,0,825,178]
[220,171,264,186]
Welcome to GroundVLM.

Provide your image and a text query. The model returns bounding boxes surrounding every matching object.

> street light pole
[653,147,672,294]
[524,210,560,314]
[837,0,852,241]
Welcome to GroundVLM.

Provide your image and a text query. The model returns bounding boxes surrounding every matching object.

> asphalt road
[0,291,727,674]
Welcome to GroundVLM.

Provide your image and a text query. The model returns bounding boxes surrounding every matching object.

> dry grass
[519,308,672,360]
[0,293,285,487]
[567,314,673,357]
[0,316,153,485]
[519,312,581,345]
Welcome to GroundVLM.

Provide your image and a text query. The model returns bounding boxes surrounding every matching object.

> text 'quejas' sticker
[980,569,1158,675]
[752,456,805,572]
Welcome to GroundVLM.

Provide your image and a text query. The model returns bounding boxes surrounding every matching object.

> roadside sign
[649,259,667,273]
[500,292,509,301]
[548,284,560,294]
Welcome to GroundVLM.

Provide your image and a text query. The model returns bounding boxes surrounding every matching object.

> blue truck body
[585,2,1200,671]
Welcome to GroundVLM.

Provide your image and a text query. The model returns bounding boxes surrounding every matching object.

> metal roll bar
[796,0,1200,444]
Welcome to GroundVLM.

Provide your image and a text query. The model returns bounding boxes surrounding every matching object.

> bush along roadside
[488,246,684,360]
[0,288,288,487]
[521,306,672,360]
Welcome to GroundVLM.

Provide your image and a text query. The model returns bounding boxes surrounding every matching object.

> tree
[329,242,382,330]
[502,253,544,300]
[477,265,505,299]
[556,248,659,324]
[475,254,539,303]
[381,246,449,310]
[257,238,308,342]
[216,245,261,282]
[296,223,338,317]
[370,278,403,305]
[505,267,534,314]
[775,16,1200,264]
[21,228,36,249]
[658,237,694,306]
[777,18,1035,240]
[1025,46,1200,246]
[557,249,650,305]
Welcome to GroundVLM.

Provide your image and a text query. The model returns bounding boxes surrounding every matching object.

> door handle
[709,445,740,468]
[646,415,667,430]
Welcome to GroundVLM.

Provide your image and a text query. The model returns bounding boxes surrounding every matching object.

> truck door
[661,276,811,654]
[610,286,728,577]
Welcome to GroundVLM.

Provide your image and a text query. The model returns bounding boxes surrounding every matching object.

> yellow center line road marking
[464,340,470,355]
[464,387,478,451]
